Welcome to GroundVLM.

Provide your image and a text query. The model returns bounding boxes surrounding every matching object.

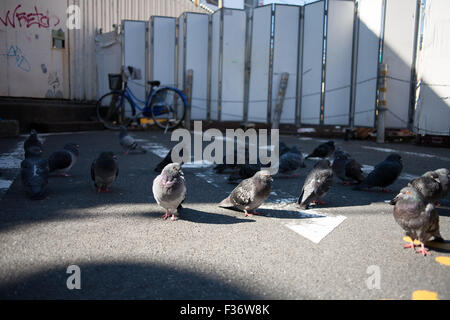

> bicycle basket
[108,73,123,90]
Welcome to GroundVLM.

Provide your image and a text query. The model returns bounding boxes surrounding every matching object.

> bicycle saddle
[148,81,160,87]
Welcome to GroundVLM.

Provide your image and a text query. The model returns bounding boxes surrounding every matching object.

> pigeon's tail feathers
[219,196,234,208]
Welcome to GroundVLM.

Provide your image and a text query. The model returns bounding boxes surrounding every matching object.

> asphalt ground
[0,130,449,300]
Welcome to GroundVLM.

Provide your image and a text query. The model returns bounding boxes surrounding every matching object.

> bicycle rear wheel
[96,91,135,130]
[149,88,186,130]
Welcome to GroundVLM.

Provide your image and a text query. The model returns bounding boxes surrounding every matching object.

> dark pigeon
[393,186,443,256]
[278,145,306,176]
[91,152,119,192]
[154,147,184,173]
[305,141,335,159]
[228,163,262,184]
[332,150,364,185]
[24,129,43,154]
[21,146,49,200]
[219,170,273,217]
[354,154,402,192]
[119,126,146,155]
[48,142,79,177]
[279,141,290,156]
[297,160,333,209]
[214,149,246,174]
[152,163,186,221]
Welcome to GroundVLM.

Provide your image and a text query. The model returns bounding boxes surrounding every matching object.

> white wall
[0,0,68,98]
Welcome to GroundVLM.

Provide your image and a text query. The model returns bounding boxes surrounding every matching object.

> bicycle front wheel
[149,88,186,130]
[96,91,135,130]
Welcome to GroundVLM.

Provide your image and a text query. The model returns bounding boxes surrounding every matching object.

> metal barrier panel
[150,17,176,87]
[300,0,324,125]
[185,13,210,120]
[221,9,246,121]
[353,0,383,127]
[271,5,301,124]
[123,20,147,104]
[382,0,418,129]
[247,5,272,123]
[415,0,450,136]
[323,0,354,126]
[210,11,221,121]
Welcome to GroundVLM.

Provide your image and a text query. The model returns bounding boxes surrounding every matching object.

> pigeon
[219,170,273,217]
[228,163,262,184]
[21,146,49,200]
[393,186,443,256]
[154,147,183,173]
[152,163,186,221]
[48,142,79,177]
[119,126,146,155]
[305,141,335,159]
[24,129,43,154]
[91,152,119,192]
[353,154,402,192]
[297,160,333,209]
[279,141,290,156]
[213,149,245,174]
[433,168,449,200]
[332,150,364,185]
[277,145,306,177]
[406,171,441,204]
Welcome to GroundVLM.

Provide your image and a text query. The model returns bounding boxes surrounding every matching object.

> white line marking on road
[0,179,13,190]
[284,213,347,244]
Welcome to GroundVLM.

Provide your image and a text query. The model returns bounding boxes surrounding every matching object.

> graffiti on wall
[45,71,63,98]
[0,4,60,29]
[7,45,31,72]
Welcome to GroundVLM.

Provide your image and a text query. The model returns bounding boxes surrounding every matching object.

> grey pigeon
[152,163,186,221]
[154,147,183,173]
[119,126,146,155]
[305,141,335,159]
[91,152,119,192]
[297,160,333,209]
[24,129,43,154]
[21,146,49,200]
[393,186,443,256]
[407,171,441,203]
[48,142,79,176]
[354,153,402,192]
[433,168,449,200]
[219,170,273,217]
[332,150,364,185]
[278,145,306,177]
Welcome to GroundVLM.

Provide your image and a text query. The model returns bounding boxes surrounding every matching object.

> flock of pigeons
[20,129,448,256]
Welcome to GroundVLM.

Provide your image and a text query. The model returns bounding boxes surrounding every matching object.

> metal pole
[272,72,289,130]
[185,69,193,131]
[377,64,387,144]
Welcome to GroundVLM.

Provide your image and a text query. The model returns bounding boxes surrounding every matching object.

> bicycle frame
[119,81,187,116]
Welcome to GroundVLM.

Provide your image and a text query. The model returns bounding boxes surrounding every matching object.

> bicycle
[96,66,187,131]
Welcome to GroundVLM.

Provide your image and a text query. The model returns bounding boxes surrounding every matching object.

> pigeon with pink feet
[152,163,186,221]
[91,152,119,193]
[219,170,272,217]
[393,186,444,256]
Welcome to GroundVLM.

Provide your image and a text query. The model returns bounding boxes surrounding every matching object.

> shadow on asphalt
[0,262,259,299]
